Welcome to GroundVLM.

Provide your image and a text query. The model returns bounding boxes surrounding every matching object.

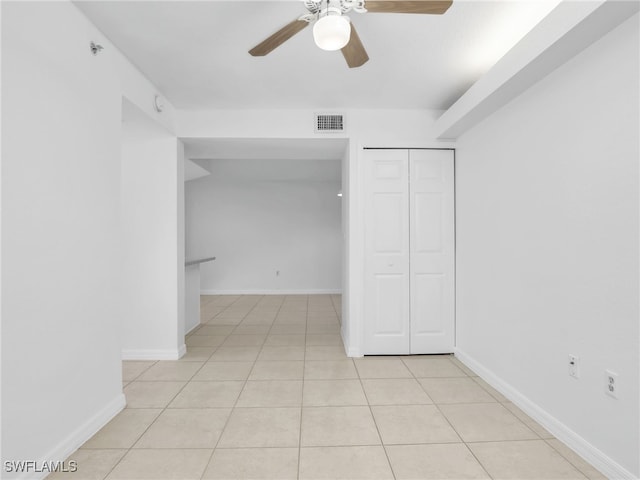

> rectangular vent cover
[315,114,344,133]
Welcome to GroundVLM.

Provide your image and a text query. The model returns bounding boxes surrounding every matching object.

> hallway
[52,295,603,479]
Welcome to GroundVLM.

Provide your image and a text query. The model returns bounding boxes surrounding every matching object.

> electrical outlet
[605,370,618,399]
[568,355,579,378]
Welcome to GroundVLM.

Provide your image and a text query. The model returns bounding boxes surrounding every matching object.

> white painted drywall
[435,0,640,139]
[177,110,455,355]
[109,37,176,134]
[175,108,447,143]
[340,143,352,352]
[184,265,201,334]
[1,2,124,474]
[185,158,210,181]
[185,159,342,294]
[121,102,185,359]
[455,13,639,478]
[177,141,186,342]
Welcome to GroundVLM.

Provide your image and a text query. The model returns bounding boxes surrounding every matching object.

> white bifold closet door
[364,149,411,354]
[363,148,454,355]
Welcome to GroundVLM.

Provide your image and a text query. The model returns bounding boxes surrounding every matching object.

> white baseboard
[341,327,363,358]
[200,289,342,295]
[20,394,125,480]
[185,322,201,335]
[345,346,363,357]
[454,348,636,480]
[122,348,184,360]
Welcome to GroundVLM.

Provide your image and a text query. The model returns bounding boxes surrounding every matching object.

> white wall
[175,109,447,145]
[176,109,454,355]
[340,143,352,349]
[186,159,342,294]
[184,265,201,334]
[121,101,185,360]
[455,13,639,479]
[177,141,186,339]
[1,2,124,475]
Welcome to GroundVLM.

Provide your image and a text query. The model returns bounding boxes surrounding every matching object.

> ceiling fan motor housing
[302,0,367,19]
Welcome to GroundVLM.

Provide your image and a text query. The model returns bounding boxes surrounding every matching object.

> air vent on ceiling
[315,113,345,133]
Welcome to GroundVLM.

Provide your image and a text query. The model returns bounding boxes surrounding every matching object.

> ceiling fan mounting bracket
[302,0,367,19]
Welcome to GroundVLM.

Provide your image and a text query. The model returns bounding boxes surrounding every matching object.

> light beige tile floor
[51,294,605,480]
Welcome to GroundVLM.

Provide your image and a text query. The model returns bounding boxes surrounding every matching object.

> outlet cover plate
[605,370,618,399]
[568,354,579,378]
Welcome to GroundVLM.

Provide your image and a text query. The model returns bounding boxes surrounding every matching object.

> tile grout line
[296,294,309,480]
[400,355,495,480]
[122,360,159,383]
[355,361,398,480]
[104,343,219,476]
[99,297,248,479]
[104,296,234,479]
[84,295,299,479]
[541,438,595,479]
[198,294,273,480]
[111,295,248,480]
[123,333,222,467]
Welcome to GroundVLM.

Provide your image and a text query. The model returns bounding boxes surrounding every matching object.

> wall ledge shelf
[185,256,216,267]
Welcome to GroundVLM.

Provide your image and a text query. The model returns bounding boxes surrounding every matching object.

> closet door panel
[409,149,455,354]
[363,149,410,354]
[373,274,407,335]
[412,274,444,335]
[372,193,404,254]
[414,192,444,252]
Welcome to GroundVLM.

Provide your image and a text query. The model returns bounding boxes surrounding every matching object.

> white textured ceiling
[75,0,559,110]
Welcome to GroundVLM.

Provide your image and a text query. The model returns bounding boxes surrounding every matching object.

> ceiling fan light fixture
[313,14,351,51]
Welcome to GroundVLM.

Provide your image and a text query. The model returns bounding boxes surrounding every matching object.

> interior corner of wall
[36,393,125,479]
[452,348,637,480]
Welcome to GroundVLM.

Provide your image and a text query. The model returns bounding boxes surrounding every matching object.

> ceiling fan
[249,0,453,68]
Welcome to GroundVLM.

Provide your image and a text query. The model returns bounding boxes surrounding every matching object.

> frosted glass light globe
[313,15,351,51]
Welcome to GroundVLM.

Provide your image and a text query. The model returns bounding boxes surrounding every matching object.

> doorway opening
[181,137,349,349]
